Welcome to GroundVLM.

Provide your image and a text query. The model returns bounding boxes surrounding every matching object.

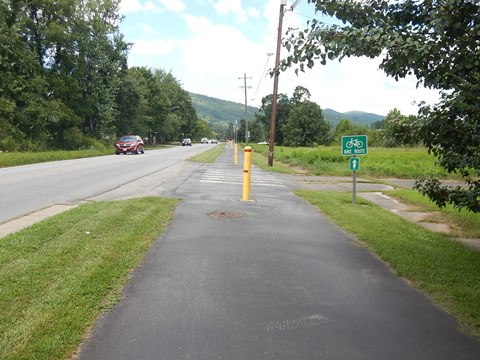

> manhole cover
[208,211,245,219]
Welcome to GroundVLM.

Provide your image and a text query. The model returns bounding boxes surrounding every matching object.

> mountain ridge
[189,92,385,127]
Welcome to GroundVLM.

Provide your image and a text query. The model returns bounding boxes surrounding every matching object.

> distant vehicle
[182,138,192,146]
[258,141,268,145]
[201,137,208,144]
[211,139,218,144]
[115,135,145,155]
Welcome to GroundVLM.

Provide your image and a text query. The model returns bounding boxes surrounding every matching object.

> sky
[118,0,440,116]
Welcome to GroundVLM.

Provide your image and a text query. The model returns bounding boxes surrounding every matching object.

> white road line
[200,169,287,187]
[200,180,286,187]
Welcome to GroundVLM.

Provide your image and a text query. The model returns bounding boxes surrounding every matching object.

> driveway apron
[78,145,480,360]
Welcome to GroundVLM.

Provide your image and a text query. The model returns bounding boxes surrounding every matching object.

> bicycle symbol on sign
[346,138,364,149]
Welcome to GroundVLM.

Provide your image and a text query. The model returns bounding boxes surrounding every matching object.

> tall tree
[158,72,197,140]
[255,93,291,145]
[74,0,128,138]
[115,67,199,143]
[290,85,311,105]
[0,0,129,149]
[282,0,480,212]
[248,118,265,143]
[0,0,55,149]
[0,0,197,151]
[282,100,331,147]
[383,109,420,147]
[334,119,368,143]
[116,68,144,136]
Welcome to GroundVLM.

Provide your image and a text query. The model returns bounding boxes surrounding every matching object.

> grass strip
[250,144,461,179]
[190,143,226,163]
[0,197,178,360]
[0,150,113,168]
[295,190,480,337]
[251,151,299,174]
[0,145,174,168]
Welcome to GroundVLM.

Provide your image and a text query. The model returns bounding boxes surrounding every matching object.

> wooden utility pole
[268,0,287,166]
[239,73,252,143]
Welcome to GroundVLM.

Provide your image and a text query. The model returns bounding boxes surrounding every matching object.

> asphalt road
[0,145,210,224]
[77,146,480,360]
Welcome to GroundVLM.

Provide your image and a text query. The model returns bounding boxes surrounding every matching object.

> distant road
[0,145,212,224]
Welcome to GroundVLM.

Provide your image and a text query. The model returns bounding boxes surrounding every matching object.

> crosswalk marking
[200,168,287,187]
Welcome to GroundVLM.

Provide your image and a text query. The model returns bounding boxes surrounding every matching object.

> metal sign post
[349,156,360,205]
[353,166,357,205]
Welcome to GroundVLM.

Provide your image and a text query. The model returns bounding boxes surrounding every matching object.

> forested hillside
[323,109,385,127]
[189,93,258,124]
[189,93,384,128]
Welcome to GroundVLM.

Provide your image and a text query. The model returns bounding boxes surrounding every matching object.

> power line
[284,0,303,22]
[291,0,303,11]
[253,53,274,100]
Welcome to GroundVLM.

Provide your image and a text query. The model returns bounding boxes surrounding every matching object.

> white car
[201,137,208,144]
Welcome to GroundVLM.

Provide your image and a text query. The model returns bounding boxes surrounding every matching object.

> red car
[115,135,145,155]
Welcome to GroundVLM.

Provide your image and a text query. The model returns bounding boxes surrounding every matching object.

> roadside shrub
[0,135,19,152]
[58,128,107,151]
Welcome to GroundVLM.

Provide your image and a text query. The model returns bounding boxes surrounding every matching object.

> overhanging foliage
[281,0,480,212]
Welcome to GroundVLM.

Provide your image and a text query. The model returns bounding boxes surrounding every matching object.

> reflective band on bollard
[242,146,252,201]
[234,144,238,166]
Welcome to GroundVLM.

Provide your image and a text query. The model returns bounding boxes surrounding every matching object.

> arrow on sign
[349,157,360,171]
[352,159,358,170]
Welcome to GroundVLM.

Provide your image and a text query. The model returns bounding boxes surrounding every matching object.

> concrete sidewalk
[77,146,480,360]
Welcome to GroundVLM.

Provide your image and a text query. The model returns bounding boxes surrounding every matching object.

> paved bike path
[78,146,480,360]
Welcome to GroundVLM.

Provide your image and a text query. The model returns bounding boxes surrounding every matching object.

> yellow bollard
[234,144,238,165]
[242,146,252,201]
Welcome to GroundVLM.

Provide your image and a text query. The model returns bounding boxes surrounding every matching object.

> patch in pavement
[208,211,245,219]
[260,313,328,332]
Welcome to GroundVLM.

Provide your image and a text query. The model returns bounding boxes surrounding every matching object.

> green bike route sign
[341,135,368,156]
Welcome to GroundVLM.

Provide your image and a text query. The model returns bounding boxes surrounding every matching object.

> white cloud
[122,0,440,116]
[130,38,178,57]
[120,0,185,14]
[180,15,264,73]
[209,0,248,24]
[276,57,440,115]
[158,0,186,12]
[137,23,159,35]
[247,7,260,19]
[120,0,145,13]
[144,1,159,11]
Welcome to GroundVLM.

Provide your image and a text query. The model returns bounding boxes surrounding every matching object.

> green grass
[0,145,176,168]
[190,143,226,163]
[251,151,298,174]
[0,149,113,168]
[251,144,461,179]
[0,197,178,360]
[295,190,480,337]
